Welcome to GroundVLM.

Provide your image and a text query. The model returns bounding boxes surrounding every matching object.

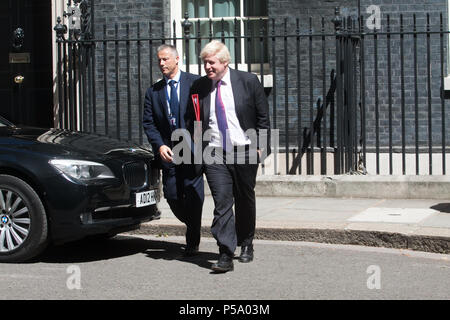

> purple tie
[215,80,229,151]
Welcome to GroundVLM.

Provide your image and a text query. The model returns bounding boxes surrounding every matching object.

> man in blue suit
[143,44,204,256]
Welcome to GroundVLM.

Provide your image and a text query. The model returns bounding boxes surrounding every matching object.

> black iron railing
[54,6,450,175]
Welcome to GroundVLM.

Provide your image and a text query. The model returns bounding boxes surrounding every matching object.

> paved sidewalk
[136,195,450,254]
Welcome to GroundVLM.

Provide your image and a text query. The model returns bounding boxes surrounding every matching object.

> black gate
[53,5,450,176]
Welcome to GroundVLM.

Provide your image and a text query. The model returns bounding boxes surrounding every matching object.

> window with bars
[171,0,269,73]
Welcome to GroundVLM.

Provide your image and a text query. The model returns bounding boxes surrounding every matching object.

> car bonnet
[4,127,154,160]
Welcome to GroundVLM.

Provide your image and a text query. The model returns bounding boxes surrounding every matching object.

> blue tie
[215,80,229,151]
[169,80,179,129]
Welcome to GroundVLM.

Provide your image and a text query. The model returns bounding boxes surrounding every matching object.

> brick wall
[92,0,169,141]
[359,0,448,149]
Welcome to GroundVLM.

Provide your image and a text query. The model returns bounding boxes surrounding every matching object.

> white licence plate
[135,190,156,208]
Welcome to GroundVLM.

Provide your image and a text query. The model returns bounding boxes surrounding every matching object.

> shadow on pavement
[144,246,217,270]
[430,203,450,213]
[38,235,218,271]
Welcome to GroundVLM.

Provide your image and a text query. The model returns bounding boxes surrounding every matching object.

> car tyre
[0,175,48,263]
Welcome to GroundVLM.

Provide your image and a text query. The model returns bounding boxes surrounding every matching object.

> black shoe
[211,253,234,273]
[238,245,254,263]
[183,245,199,257]
[152,209,162,220]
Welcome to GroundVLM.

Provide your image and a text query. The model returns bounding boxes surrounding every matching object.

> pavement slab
[135,195,450,254]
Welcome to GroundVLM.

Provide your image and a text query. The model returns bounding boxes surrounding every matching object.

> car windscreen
[0,116,14,127]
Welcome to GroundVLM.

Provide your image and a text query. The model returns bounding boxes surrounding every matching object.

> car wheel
[0,175,48,263]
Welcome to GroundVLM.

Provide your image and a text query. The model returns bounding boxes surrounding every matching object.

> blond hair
[200,40,231,64]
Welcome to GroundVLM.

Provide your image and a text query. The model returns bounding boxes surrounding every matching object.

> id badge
[169,116,177,128]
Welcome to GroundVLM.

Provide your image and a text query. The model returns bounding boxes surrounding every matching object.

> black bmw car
[0,116,160,262]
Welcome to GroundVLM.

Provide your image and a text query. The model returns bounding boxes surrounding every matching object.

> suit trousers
[204,148,258,256]
[163,164,204,248]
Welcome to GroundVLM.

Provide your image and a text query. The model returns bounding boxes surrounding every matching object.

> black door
[0,0,53,127]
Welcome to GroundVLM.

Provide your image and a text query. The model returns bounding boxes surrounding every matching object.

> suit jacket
[186,68,271,159]
[143,71,200,169]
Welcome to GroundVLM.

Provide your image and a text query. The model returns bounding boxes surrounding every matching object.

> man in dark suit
[143,44,204,256]
[186,40,271,272]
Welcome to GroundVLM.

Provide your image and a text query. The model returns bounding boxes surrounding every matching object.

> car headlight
[49,159,115,182]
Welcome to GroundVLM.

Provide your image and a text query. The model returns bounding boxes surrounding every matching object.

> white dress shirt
[208,68,251,149]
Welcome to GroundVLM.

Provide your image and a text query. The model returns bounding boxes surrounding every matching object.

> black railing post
[234,17,239,69]
[413,14,419,175]
[247,19,253,72]
[103,24,109,136]
[321,16,327,175]
[284,18,289,174]
[198,19,203,74]
[114,23,120,140]
[54,17,67,129]
[78,0,92,42]
[126,23,132,141]
[296,18,302,175]
[149,22,154,85]
[387,15,393,174]
[137,22,143,144]
[182,12,192,73]
[173,20,177,48]
[344,17,352,173]
[308,16,314,174]
[374,17,380,174]
[332,7,343,174]
[360,15,366,171]
[400,14,406,175]
[426,13,432,174]
[350,17,359,173]
[89,0,96,130]
[221,18,226,44]
[440,13,446,175]
[271,18,278,175]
